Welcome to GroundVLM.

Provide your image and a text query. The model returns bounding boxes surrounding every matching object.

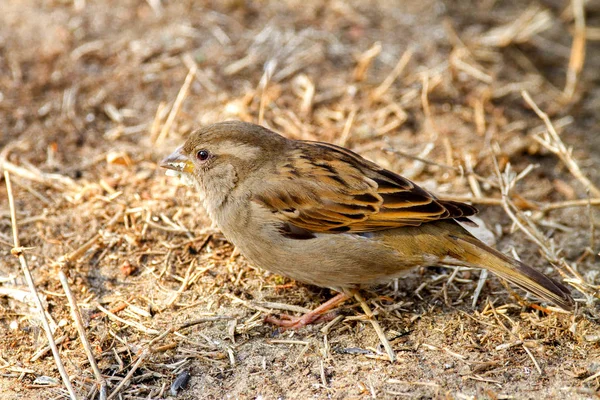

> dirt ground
[1,0,600,399]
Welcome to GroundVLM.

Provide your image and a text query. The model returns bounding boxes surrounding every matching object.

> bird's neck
[198,167,242,230]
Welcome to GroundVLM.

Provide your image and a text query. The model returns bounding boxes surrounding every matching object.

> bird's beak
[160,146,194,173]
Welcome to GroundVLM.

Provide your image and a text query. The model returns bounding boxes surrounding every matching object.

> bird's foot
[264,311,337,329]
[264,292,350,330]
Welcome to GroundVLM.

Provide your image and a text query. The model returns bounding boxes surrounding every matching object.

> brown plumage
[161,121,574,327]
[254,141,477,232]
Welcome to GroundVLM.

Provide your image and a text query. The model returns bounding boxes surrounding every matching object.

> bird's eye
[196,150,210,161]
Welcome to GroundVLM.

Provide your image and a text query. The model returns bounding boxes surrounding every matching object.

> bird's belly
[224,227,435,288]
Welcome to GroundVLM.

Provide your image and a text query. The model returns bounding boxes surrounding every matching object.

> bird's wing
[252,141,477,234]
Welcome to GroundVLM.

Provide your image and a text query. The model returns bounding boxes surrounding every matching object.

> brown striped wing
[253,141,477,234]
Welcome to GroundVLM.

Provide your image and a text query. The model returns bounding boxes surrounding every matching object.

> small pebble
[170,370,191,396]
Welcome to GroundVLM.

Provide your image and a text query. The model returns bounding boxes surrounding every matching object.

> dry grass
[1,1,599,399]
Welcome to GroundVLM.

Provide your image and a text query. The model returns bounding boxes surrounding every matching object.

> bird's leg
[264,292,351,330]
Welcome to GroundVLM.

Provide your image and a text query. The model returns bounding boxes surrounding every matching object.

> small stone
[458,365,471,376]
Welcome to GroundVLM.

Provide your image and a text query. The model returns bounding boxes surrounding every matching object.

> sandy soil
[1,1,599,399]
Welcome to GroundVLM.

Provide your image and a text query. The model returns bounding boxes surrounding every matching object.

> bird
[160,120,574,329]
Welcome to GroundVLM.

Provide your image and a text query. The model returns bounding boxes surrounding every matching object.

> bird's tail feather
[453,234,574,311]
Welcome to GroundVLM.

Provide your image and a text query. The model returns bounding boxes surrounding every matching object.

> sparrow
[161,120,574,328]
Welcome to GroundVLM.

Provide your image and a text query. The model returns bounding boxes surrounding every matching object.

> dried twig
[337,107,357,147]
[564,0,586,100]
[106,341,161,400]
[225,293,310,315]
[96,304,160,335]
[253,301,311,314]
[105,318,225,399]
[478,7,553,47]
[522,344,543,375]
[353,292,396,363]
[164,260,200,308]
[582,368,600,383]
[491,157,584,289]
[353,42,382,81]
[30,335,68,362]
[59,271,107,399]
[523,90,600,197]
[444,195,600,211]
[5,171,78,400]
[371,47,413,101]
[154,63,198,144]
[258,60,277,125]
[472,269,489,309]
[2,160,80,191]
